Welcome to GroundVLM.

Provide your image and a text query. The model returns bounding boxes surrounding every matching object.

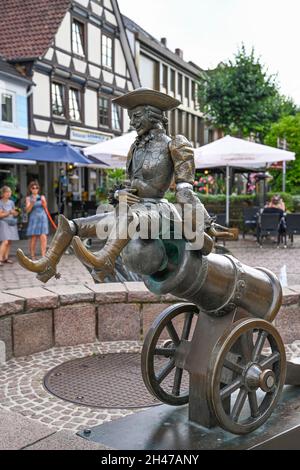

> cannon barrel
[141,240,282,321]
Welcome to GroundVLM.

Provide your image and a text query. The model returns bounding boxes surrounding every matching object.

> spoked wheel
[142,303,199,406]
[209,318,286,435]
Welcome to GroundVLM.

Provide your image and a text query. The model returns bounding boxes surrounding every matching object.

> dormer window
[72,19,85,57]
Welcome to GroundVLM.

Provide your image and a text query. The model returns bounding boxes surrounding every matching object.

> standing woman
[0,186,19,266]
[26,181,49,259]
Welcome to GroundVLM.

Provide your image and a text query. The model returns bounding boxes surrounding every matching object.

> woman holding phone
[26,181,49,259]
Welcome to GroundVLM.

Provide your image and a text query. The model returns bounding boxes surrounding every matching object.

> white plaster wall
[126,30,136,56]
[84,88,98,128]
[104,0,113,10]
[88,24,101,65]
[90,1,103,17]
[55,12,71,53]
[73,58,87,74]
[56,51,71,68]
[89,64,101,79]
[34,119,50,133]
[53,123,68,135]
[115,39,127,77]
[74,0,89,8]
[140,55,157,89]
[105,10,117,26]
[32,72,50,117]
[116,77,126,89]
[103,70,114,84]
[44,48,54,61]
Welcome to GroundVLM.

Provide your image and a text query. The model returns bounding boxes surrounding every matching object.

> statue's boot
[72,216,131,282]
[17,215,76,283]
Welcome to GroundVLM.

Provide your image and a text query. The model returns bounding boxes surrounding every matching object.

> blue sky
[119,0,300,104]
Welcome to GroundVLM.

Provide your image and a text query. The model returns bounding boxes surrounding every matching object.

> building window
[170,70,175,94]
[102,34,113,70]
[177,73,182,97]
[99,97,109,127]
[72,19,85,56]
[192,81,196,102]
[162,65,168,90]
[170,110,176,136]
[191,115,195,143]
[184,112,189,136]
[1,93,13,122]
[52,83,65,117]
[69,88,81,121]
[185,77,189,100]
[177,109,182,134]
[111,103,121,131]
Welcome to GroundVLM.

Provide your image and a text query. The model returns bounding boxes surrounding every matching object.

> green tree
[198,45,296,139]
[264,114,300,194]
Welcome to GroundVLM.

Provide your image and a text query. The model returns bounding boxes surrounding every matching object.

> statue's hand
[116,189,140,206]
[207,223,237,240]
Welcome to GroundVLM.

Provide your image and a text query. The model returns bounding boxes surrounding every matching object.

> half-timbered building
[0,0,140,208]
[0,0,220,211]
[0,0,140,146]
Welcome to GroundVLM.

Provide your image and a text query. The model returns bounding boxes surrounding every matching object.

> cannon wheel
[209,318,286,435]
[142,303,199,406]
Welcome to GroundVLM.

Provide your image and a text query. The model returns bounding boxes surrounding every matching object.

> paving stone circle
[0,340,300,433]
[0,342,143,433]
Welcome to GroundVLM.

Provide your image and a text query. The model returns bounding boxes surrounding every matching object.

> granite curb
[0,282,299,360]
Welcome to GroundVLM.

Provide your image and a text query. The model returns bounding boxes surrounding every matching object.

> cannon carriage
[123,236,300,435]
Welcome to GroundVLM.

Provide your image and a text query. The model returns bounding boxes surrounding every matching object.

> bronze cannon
[123,237,300,435]
[15,86,300,438]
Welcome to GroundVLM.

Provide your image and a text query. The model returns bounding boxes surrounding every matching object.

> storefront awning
[0,135,48,149]
[6,141,91,164]
[0,143,23,153]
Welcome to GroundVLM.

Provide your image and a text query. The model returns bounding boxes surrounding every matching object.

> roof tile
[0,0,71,61]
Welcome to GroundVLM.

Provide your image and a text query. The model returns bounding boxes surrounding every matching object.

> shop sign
[70,127,112,145]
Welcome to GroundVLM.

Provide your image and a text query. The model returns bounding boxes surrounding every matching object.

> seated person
[262,196,286,234]
[265,195,286,213]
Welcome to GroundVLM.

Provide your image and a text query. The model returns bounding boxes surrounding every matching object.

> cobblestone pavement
[0,238,94,290]
[0,342,142,434]
[0,235,299,290]
[0,340,299,434]
[221,236,300,286]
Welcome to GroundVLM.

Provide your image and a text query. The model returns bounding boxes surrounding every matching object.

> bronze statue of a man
[17,88,219,282]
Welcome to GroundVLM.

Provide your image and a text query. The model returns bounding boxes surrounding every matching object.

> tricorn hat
[113,88,181,111]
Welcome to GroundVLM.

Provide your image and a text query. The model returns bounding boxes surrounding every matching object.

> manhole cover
[44,353,188,409]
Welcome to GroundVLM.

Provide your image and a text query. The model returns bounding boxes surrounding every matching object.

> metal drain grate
[44,353,168,409]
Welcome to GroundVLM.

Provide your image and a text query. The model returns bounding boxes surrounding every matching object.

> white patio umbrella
[194,136,296,225]
[0,158,37,165]
[84,131,137,169]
